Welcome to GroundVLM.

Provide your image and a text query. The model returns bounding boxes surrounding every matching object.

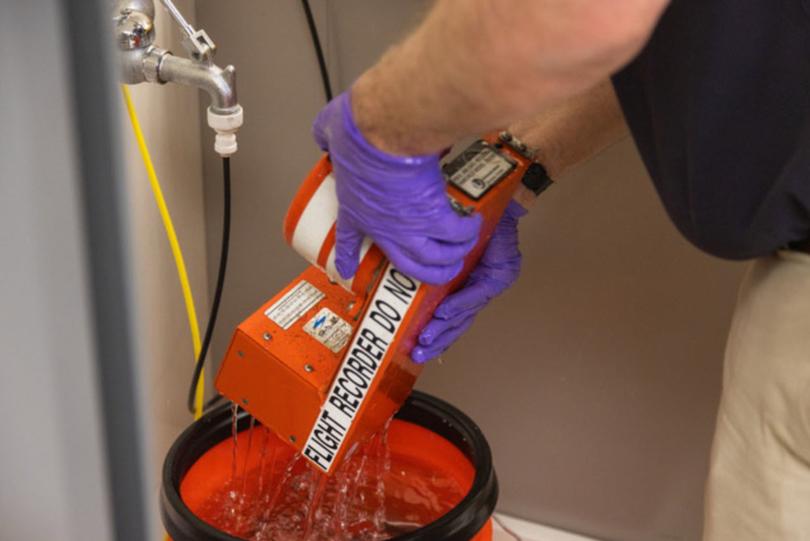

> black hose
[192,4,330,413]
[301,0,334,102]
[187,157,231,414]
[204,393,226,412]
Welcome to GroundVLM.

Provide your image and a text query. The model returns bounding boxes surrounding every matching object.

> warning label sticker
[444,140,515,200]
[303,308,353,353]
[302,264,421,473]
[264,280,325,330]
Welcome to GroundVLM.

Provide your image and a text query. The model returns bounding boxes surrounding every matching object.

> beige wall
[196,2,746,540]
[119,2,209,537]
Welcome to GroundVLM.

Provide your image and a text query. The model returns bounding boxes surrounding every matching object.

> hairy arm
[353,0,665,155]
[509,80,628,208]
[511,81,628,180]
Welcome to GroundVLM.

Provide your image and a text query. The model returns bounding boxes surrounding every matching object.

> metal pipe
[157,54,238,113]
[113,0,243,155]
[114,1,237,111]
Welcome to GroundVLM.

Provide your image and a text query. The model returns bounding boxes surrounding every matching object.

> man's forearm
[509,81,628,180]
[353,0,666,156]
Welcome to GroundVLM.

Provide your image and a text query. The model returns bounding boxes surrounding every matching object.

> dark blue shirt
[612,0,810,259]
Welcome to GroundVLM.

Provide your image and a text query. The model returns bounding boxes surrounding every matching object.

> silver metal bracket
[159,0,216,62]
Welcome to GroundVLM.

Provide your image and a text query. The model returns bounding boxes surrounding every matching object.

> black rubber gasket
[161,391,498,541]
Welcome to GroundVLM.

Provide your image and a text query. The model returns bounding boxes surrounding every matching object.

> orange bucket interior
[179,418,492,541]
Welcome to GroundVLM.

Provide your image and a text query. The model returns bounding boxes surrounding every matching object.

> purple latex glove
[412,200,527,363]
[312,91,482,285]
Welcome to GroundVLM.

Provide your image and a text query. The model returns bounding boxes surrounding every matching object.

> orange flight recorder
[215,134,538,474]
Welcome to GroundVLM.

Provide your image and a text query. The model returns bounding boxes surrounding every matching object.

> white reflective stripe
[325,237,374,292]
[357,236,373,263]
[290,173,338,266]
[325,246,353,290]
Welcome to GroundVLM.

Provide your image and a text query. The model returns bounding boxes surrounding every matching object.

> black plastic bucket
[160,391,498,541]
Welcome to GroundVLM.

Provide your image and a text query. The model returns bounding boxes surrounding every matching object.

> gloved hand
[412,200,527,363]
[312,91,481,285]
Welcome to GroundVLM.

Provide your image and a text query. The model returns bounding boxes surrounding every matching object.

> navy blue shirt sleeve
[612,0,810,259]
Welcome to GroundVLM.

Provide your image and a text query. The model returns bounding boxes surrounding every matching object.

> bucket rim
[160,390,498,541]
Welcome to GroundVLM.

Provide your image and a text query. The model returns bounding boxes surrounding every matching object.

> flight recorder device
[216,134,544,474]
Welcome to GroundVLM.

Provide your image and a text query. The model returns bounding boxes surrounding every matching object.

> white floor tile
[493,514,600,541]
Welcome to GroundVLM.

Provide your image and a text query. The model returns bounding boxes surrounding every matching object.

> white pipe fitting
[207,105,244,157]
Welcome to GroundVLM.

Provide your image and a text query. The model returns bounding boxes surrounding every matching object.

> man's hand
[312,92,481,285]
[412,200,526,363]
[410,80,627,362]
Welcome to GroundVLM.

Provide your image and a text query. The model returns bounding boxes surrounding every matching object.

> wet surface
[184,411,470,541]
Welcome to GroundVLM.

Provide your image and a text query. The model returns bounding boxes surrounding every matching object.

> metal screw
[237,350,244,357]
[289,435,297,443]
[304,364,315,373]
[262,332,272,341]
[241,398,249,405]
[346,301,355,311]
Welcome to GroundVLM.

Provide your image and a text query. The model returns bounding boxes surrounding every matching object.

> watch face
[521,162,553,195]
[442,140,516,200]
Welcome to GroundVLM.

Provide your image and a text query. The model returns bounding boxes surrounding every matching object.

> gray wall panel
[0,2,115,539]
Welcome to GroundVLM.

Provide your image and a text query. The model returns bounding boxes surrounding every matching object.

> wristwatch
[497,131,554,196]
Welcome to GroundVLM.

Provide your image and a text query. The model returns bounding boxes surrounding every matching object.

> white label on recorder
[302,264,421,473]
[303,308,353,353]
[264,280,325,330]
[448,145,514,199]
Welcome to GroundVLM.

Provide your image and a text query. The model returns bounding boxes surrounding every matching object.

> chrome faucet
[115,0,243,156]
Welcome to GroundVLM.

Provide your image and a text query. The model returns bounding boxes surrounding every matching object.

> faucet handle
[116,9,156,50]
[183,28,217,63]
[159,0,216,62]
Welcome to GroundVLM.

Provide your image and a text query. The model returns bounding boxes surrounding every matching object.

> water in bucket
[180,409,473,541]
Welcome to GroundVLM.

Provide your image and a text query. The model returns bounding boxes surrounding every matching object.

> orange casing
[215,136,531,473]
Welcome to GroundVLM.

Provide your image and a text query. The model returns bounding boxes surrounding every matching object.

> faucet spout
[156,54,238,114]
[114,0,243,156]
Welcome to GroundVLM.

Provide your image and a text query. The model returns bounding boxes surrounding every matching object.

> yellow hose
[120,85,206,420]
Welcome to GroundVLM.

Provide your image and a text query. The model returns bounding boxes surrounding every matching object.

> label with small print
[264,280,325,330]
[443,140,515,200]
[303,308,353,353]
